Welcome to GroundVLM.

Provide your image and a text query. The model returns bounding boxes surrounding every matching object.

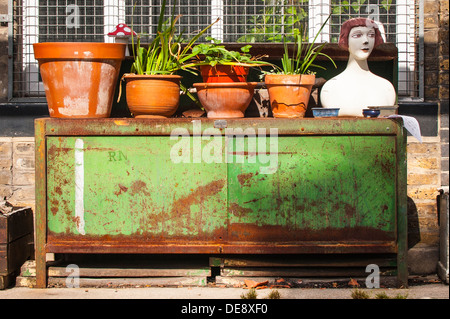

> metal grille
[10,0,421,100]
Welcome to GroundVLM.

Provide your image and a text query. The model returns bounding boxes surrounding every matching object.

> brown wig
[338,18,384,50]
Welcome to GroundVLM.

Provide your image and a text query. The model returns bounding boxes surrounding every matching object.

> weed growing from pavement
[351,289,409,299]
[267,290,281,299]
[241,288,258,299]
[240,289,282,299]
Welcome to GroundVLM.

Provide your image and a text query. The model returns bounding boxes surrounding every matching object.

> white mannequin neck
[346,54,371,74]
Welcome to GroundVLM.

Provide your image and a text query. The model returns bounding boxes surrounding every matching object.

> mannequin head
[347,26,376,60]
[339,18,384,59]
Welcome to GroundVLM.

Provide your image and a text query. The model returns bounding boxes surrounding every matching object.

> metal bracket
[214,120,227,129]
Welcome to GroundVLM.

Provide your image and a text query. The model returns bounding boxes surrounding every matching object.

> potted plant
[188,38,274,118]
[264,15,336,118]
[120,0,215,118]
[33,42,126,118]
[189,37,272,83]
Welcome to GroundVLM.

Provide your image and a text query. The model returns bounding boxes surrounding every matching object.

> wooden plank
[220,267,396,277]
[1,235,33,275]
[0,244,6,274]
[216,276,400,288]
[16,276,208,288]
[20,260,211,277]
[219,255,397,268]
[0,207,33,243]
[48,266,210,278]
[6,234,33,272]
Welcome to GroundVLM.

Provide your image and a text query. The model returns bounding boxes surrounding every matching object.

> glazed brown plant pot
[33,42,126,118]
[200,65,249,83]
[123,74,181,118]
[265,74,315,118]
[194,82,257,119]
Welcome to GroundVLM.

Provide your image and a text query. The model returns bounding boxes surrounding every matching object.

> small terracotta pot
[123,74,181,118]
[265,74,315,118]
[33,42,126,118]
[194,82,257,119]
[200,65,249,83]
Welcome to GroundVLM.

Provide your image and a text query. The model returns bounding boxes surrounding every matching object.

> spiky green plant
[276,14,336,75]
[130,0,217,76]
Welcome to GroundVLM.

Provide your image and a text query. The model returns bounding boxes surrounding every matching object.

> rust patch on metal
[228,223,395,243]
[229,203,254,217]
[130,180,151,196]
[170,179,226,216]
[114,184,129,196]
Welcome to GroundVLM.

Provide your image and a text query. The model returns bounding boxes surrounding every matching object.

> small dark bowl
[362,109,381,118]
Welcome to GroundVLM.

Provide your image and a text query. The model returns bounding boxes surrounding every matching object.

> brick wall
[404,0,448,274]
[439,0,449,187]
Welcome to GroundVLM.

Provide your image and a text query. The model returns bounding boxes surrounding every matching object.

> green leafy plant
[269,14,336,75]
[187,37,272,68]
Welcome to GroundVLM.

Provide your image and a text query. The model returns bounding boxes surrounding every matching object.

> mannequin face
[348,26,376,60]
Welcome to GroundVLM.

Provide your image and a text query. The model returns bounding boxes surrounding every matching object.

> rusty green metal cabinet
[35,118,408,287]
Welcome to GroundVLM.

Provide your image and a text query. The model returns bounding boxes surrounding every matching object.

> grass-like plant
[130,0,217,75]
[275,14,336,75]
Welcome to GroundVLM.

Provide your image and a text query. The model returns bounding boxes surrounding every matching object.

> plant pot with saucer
[187,38,274,118]
[264,15,336,118]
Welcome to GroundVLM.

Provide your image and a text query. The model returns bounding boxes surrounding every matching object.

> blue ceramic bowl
[362,109,381,118]
[312,108,340,118]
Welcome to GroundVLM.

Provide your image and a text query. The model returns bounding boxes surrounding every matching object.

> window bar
[23,0,41,96]
[211,0,224,41]
[104,0,125,43]
[309,0,330,42]
[418,0,424,100]
[8,0,13,100]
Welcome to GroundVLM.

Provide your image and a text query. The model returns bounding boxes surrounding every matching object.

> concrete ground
[0,277,448,299]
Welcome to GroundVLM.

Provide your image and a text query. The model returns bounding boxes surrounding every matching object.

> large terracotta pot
[33,42,126,118]
[200,65,249,83]
[265,74,315,118]
[194,82,257,118]
[123,74,181,118]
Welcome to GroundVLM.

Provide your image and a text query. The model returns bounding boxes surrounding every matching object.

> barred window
[10,0,421,100]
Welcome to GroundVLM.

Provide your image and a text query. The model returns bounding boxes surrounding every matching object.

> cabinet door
[47,136,227,245]
[227,135,397,244]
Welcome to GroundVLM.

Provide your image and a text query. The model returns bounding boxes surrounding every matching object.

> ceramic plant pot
[194,82,257,118]
[123,74,181,118]
[33,42,126,118]
[265,74,315,118]
[200,65,249,83]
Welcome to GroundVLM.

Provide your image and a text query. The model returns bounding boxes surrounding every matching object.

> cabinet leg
[35,251,47,288]
[397,251,408,288]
